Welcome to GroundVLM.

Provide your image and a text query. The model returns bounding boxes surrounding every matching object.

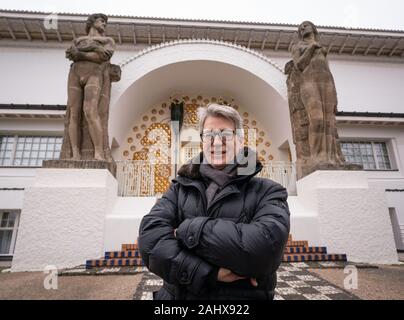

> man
[139,103,290,300]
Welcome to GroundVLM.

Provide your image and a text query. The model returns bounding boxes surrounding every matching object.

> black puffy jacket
[138,152,290,300]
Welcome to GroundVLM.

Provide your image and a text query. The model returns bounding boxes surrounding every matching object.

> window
[340,141,392,170]
[0,135,62,167]
[181,144,201,164]
[0,136,14,166]
[0,210,20,255]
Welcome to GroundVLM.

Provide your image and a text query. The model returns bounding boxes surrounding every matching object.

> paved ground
[0,271,142,300]
[1,262,403,300]
[134,263,360,300]
[309,264,404,300]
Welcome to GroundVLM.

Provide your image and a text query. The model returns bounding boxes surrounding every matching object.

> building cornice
[0,104,65,119]
[1,104,403,125]
[1,9,403,59]
[336,111,404,126]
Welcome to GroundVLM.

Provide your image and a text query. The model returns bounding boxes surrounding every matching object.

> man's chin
[210,158,232,168]
[211,163,226,169]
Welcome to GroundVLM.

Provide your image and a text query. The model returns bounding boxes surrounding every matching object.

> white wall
[265,51,404,113]
[0,167,44,211]
[338,124,404,251]
[104,197,156,251]
[1,44,403,113]
[0,44,140,105]
[0,118,64,133]
[0,118,65,210]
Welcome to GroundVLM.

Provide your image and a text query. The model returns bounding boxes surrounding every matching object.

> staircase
[283,234,347,262]
[85,235,347,269]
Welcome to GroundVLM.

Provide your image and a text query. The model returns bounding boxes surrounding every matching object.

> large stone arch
[108,39,294,161]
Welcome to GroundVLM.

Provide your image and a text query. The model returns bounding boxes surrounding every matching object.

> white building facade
[0,10,403,269]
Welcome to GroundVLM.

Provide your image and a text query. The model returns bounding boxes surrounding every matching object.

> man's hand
[217,267,245,282]
[217,268,258,287]
[250,278,258,287]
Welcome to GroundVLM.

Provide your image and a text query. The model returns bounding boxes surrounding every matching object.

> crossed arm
[66,37,115,63]
[138,183,217,296]
[292,42,322,72]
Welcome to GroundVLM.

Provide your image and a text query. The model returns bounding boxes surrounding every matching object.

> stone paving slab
[59,265,149,276]
[58,261,376,277]
[310,264,404,300]
[133,263,361,300]
[0,271,142,300]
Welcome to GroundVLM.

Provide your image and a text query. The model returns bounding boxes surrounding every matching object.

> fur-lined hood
[177,147,262,180]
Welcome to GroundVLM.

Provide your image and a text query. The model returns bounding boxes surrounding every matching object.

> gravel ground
[0,271,143,300]
[309,265,404,300]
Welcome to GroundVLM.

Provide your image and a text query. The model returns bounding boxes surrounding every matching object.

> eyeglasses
[200,129,236,144]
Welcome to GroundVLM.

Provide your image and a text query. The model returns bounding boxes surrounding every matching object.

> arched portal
[108,40,295,195]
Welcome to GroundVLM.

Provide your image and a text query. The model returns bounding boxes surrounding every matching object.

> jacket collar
[176,147,263,182]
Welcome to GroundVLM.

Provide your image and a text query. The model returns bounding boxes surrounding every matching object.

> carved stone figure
[285,21,361,179]
[44,14,120,175]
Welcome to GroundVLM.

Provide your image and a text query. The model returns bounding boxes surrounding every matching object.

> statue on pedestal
[44,13,121,175]
[285,21,361,179]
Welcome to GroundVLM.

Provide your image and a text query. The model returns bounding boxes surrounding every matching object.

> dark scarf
[177,147,261,206]
[199,160,239,207]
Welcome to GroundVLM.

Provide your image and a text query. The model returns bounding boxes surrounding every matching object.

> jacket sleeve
[175,180,290,278]
[138,181,217,296]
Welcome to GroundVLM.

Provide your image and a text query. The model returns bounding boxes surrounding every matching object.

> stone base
[10,169,118,272]
[296,170,398,264]
[43,159,116,177]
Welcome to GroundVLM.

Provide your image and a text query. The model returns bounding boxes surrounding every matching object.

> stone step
[107,246,327,258]
[283,253,347,262]
[286,240,309,247]
[121,243,138,251]
[105,250,141,259]
[85,235,347,269]
[86,252,346,269]
[122,235,298,250]
[85,258,144,268]
[121,240,308,251]
[284,246,327,254]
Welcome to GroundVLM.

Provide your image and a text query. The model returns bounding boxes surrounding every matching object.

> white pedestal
[11,169,117,272]
[104,196,157,251]
[296,170,398,264]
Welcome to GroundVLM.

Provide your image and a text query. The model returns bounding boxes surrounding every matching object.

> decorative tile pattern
[133,263,360,300]
[292,262,310,268]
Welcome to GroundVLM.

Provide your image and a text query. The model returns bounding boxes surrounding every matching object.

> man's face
[93,17,106,33]
[201,116,241,169]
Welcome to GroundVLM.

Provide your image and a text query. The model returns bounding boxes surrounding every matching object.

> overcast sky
[1,0,403,31]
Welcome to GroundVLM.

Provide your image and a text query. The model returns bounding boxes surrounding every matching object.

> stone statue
[285,21,361,179]
[44,14,121,175]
